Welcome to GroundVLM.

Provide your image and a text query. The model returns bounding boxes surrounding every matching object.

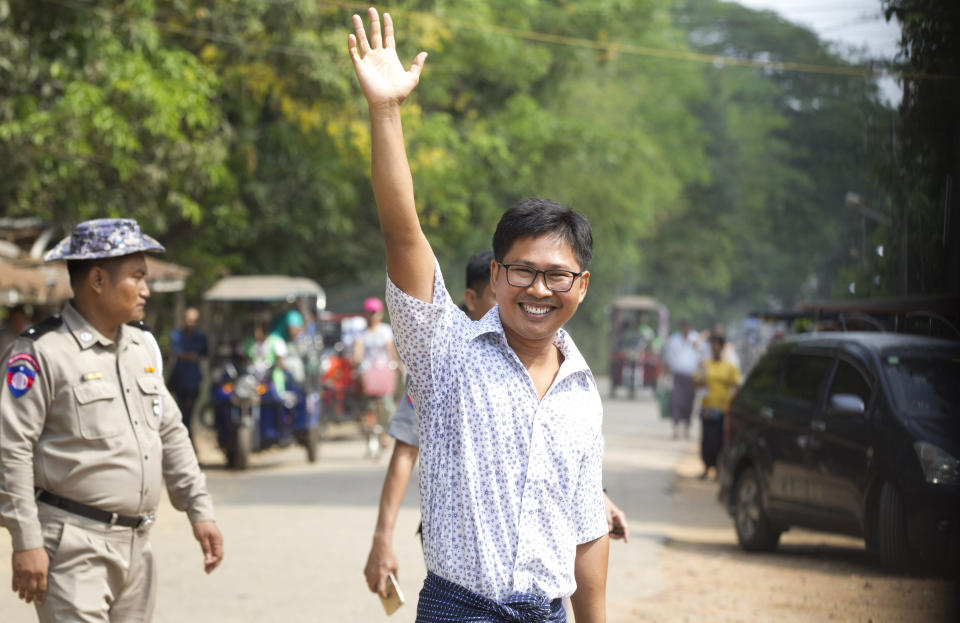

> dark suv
[717,332,959,571]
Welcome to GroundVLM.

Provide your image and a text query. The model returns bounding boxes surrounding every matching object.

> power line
[332,2,946,81]
[32,0,959,82]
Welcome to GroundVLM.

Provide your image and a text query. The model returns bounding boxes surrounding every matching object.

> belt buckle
[138,513,156,529]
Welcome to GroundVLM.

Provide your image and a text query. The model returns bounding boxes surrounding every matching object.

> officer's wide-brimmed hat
[43,218,165,262]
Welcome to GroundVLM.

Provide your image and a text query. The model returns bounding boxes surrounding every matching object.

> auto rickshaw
[202,276,326,469]
[609,295,668,398]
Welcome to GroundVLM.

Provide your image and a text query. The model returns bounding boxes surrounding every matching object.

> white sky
[735,0,901,58]
[735,0,903,102]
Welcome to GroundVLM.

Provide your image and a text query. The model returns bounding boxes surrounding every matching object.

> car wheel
[733,466,781,552]
[877,481,910,572]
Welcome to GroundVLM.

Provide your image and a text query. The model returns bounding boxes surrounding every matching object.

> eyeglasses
[498,262,583,293]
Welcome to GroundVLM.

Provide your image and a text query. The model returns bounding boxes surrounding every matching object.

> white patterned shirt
[386,261,608,602]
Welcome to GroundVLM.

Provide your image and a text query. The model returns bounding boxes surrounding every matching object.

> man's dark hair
[492,197,593,270]
[709,332,726,346]
[66,258,123,289]
[465,250,494,292]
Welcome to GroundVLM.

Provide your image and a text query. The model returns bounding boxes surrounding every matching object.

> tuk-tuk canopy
[0,256,191,307]
[610,295,670,346]
[204,275,326,307]
[612,295,667,313]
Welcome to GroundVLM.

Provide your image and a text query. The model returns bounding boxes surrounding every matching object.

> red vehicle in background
[317,312,363,424]
[609,296,669,398]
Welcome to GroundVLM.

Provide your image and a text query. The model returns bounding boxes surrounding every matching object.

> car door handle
[760,407,774,419]
[811,419,826,431]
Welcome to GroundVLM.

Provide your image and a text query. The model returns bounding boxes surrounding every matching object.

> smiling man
[348,8,608,622]
[0,219,222,623]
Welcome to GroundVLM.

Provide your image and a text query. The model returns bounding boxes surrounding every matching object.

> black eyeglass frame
[497,262,584,293]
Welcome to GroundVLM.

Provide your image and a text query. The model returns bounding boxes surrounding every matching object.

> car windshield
[882,352,960,418]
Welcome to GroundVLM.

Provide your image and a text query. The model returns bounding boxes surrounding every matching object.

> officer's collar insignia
[144,366,156,374]
[81,371,103,382]
[7,353,40,398]
[79,331,93,342]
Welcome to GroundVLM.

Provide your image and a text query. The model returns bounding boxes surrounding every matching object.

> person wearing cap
[0,218,223,622]
[353,296,399,456]
[270,309,308,387]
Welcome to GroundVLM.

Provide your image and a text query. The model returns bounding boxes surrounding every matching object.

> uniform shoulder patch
[20,315,63,341]
[126,320,151,333]
[7,352,40,397]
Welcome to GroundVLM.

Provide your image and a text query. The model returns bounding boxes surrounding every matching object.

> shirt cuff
[384,258,450,319]
[186,497,216,524]
[577,514,610,545]
[10,523,43,552]
[387,420,420,447]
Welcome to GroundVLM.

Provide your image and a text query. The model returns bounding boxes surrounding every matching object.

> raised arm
[348,8,434,302]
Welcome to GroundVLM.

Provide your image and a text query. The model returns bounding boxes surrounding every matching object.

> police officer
[0,219,223,622]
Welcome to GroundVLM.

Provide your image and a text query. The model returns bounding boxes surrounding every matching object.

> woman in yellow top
[694,333,741,479]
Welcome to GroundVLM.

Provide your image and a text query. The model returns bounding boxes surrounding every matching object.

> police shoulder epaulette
[126,320,151,333]
[20,315,63,341]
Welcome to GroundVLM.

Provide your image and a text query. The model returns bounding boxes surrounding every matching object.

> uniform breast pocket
[72,381,124,440]
[137,375,163,430]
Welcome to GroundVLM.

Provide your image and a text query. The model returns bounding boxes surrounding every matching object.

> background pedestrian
[693,333,741,479]
[168,306,208,440]
[664,318,702,439]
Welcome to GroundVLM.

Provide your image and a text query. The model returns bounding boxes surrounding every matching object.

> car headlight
[914,442,960,485]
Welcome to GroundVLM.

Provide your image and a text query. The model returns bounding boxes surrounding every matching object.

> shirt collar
[553,326,591,381]
[465,304,504,341]
[467,305,592,379]
[61,303,140,349]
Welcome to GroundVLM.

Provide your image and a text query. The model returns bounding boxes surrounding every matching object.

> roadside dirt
[619,448,958,623]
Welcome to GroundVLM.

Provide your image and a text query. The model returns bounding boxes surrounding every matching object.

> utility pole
[845,192,891,290]
[892,112,909,296]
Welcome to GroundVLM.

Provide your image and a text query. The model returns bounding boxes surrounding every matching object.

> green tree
[633,0,895,326]
[0,0,233,243]
[880,0,960,296]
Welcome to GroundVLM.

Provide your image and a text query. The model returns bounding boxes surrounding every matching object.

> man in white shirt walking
[664,318,703,439]
[348,8,608,621]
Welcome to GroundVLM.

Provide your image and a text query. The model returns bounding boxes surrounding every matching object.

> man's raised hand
[347,5,435,302]
[348,8,427,109]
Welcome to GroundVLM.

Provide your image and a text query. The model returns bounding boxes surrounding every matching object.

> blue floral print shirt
[385,260,607,602]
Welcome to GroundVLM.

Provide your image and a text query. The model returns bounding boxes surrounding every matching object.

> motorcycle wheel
[232,425,252,470]
[305,425,320,463]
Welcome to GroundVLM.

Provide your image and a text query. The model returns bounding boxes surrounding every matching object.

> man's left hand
[192,521,224,574]
[603,492,630,543]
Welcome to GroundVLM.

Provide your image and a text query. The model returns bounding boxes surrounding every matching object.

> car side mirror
[829,393,865,415]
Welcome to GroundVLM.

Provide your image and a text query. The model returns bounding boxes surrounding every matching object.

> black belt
[37,490,155,529]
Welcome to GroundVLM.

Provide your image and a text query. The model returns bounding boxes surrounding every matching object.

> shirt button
[144,455,149,460]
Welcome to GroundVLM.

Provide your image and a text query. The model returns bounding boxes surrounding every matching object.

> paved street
[2,388,954,621]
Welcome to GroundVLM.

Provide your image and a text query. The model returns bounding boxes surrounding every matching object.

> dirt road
[1,391,954,622]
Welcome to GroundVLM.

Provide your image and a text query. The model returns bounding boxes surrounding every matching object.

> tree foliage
[0,0,901,363]
[878,0,960,296]
[635,0,895,322]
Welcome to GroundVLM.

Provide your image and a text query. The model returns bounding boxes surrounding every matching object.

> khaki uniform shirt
[0,304,215,552]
